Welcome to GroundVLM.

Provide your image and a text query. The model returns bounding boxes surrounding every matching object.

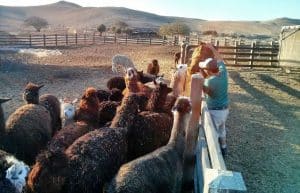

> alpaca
[112,54,136,74]
[98,101,120,127]
[147,59,160,76]
[123,67,153,98]
[0,99,30,193]
[27,94,141,193]
[59,98,78,127]
[0,150,30,193]
[97,88,123,103]
[106,76,126,91]
[169,64,188,97]
[105,97,192,193]
[174,51,181,67]
[74,87,100,128]
[23,82,62,136]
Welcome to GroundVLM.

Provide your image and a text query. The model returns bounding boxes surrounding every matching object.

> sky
[0,0,299,21]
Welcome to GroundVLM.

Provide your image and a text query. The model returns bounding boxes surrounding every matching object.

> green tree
[24,16,48,32]
[97,24,106,36]
[159,22,191,36]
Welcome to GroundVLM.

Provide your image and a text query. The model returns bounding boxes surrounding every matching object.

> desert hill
[0,1,299,37]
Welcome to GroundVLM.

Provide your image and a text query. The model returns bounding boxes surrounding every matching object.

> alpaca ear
[38,84,44,90]
[0,98,11,104]
[72,98,78,104]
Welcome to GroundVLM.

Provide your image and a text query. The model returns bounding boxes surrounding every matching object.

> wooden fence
[181,42,279,68]
[0,33,279,68]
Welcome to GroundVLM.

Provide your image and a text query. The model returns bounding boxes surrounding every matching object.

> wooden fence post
[92,32,95,44]
[114,35,117,44]
[43,34,46,47]
[250,41,256,68]
[149,37,152,45]
[55,34,58,47]
[270,41,273,66]
[29,34,32,47]
[75,33,78,45]
[103,35,106,43]
[84,33,86,45]
[197,35,200,45]
[66,34,68,46]
[125,35,128,45]
[234,41,238,65]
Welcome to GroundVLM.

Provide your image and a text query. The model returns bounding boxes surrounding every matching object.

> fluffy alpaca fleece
[105,97,192,193]
[106,76,126,91]
[97,88,123,103]
[39,94,62,136]
[145,81,172,112]
[169,64,188,97]
[0,150,30,193]
[98,101,120,127]
[47,121,92,152]
[75,87,100,128]
[27,94,141,193]
[112,54,136,74]
[3,104,52,165]
[146,59,160,76]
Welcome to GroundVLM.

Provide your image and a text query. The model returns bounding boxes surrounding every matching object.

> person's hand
[199,58,213,69]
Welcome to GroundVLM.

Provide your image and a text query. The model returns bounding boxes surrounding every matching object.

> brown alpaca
[75,87,100,128]
[147,59,160,76]
[123,68,152,98]
[174,52,181,67]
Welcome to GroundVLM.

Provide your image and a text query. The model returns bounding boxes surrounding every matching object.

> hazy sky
[0,0,299,21]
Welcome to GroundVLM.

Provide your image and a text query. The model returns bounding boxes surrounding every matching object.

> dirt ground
[0,44,299,193]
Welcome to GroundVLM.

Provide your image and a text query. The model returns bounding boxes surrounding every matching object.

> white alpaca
[170,64,188,97]
[59,98,78,127]
[112,54,136,74]
[5,156,30,193]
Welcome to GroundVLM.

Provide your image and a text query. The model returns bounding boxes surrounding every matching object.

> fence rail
[0,33,279,68]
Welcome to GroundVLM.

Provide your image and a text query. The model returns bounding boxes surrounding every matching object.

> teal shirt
[204,61,229,109]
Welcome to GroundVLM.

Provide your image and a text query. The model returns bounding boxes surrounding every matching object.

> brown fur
[105,97,192,193]
[75,87,100,128]
[39,94,62,136]
[146,59,160,76]
[3,104,51,164]
[106,76,126,91]
[145,81,172,112]
[174,52,181,66]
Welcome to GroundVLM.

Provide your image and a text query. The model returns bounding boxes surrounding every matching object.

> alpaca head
[172,96,192,115]
[80,87,100,110]
[27,150,68,193]
[109,88,123,102]
[152,59,158,66]
[126,67,139,81]
[23,82,44,104]
[60,98,77,121]
[5,156,30,193]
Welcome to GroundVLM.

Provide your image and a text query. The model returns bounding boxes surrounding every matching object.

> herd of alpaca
[0,53,200,193]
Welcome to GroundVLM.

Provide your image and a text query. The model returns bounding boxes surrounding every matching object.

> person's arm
[199,68,208,78]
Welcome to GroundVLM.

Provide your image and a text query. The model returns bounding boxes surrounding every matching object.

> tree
[97,24,106,36]
[24,16,48,32]
[159,22,191,36]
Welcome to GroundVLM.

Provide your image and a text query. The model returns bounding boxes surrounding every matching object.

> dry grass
[0,44,299,192]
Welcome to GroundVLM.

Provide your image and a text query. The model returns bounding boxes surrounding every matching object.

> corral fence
[180,41,279,68]
[0,33,279,68]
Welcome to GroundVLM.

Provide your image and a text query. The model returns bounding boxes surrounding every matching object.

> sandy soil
[0,44,299,193]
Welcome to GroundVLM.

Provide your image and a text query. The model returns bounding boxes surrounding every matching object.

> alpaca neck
[110,98,138,128]
[127,79,140,93]
[168,112,190,155]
